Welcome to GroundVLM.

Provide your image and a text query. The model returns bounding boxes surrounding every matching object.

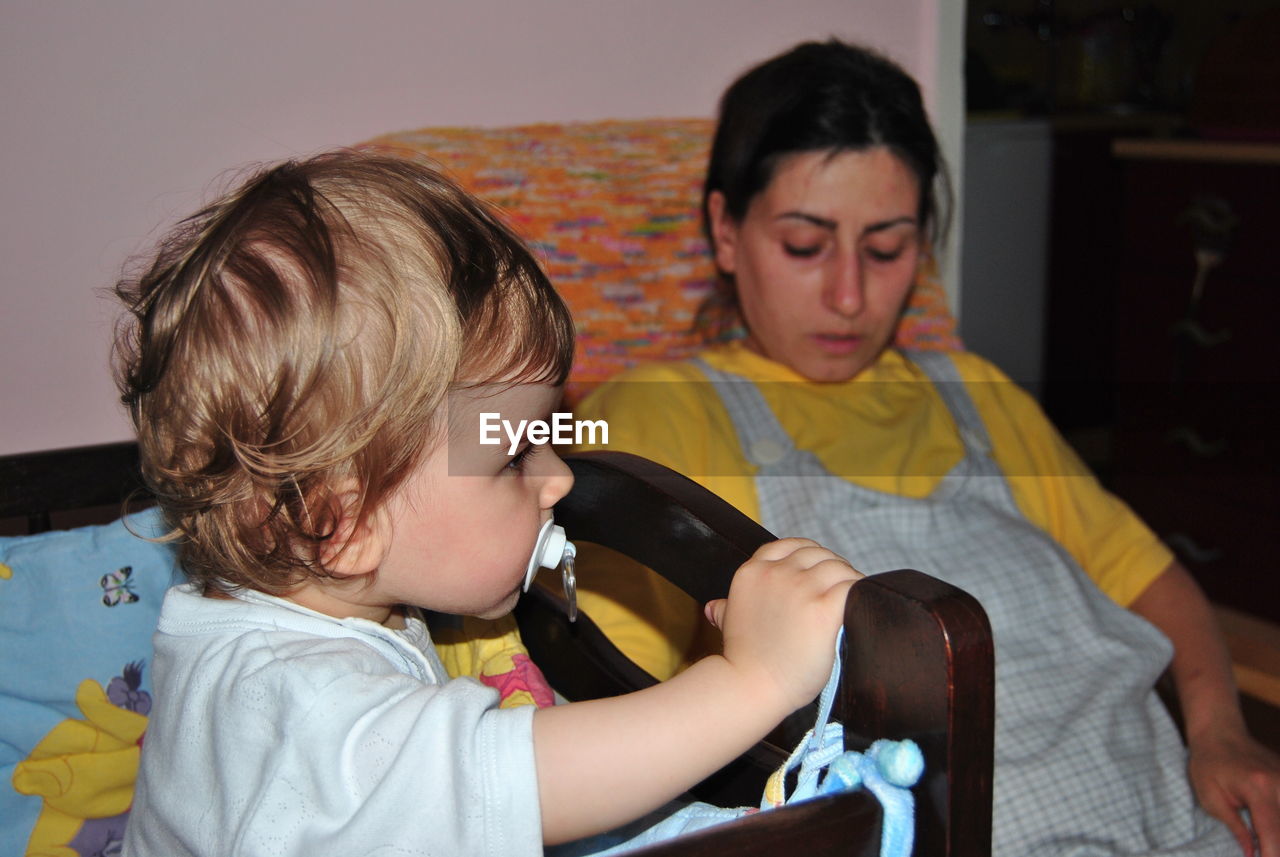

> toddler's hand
[704,538,862,713]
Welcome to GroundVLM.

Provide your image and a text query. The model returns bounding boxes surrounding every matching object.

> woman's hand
[1130,561,1280,855]
[704,538,863,713]
[1187,723,1280,857]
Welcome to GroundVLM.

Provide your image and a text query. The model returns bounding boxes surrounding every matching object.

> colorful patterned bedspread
[364,119,959,404]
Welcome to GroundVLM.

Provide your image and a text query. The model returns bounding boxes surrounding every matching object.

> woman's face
[709,147,923,382]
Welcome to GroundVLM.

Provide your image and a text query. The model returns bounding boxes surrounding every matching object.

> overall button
[750,437,788,466]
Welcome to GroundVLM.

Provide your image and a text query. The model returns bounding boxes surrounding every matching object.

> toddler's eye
[506,444,540,472]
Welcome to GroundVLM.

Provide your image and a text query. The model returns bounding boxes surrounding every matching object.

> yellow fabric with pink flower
[433,614,556,709]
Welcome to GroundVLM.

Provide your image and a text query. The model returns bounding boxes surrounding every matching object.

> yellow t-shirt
[570,343,1172,678]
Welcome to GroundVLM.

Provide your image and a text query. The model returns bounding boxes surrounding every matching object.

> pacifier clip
[524,517,578,622]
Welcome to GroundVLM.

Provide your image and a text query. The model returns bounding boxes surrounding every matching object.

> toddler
[114,150,861,856]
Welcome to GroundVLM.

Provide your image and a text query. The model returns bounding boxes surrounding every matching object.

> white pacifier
[524,517,578,622]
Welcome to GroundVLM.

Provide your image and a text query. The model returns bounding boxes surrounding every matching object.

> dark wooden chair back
[1,442,144,534]
[515,452,994,856]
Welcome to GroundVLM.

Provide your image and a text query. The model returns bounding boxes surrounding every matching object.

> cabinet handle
[1179,196,1238,308]
[1165,532,1224,564]
[1166,426,1228,457]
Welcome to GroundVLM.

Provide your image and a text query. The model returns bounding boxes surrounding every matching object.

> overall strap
[902,351,994,460]
[689,359,795,469]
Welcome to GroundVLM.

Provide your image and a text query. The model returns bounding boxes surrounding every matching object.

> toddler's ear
[319,486,391,577]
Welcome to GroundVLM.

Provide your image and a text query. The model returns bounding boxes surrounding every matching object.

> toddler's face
[374,382,574,620]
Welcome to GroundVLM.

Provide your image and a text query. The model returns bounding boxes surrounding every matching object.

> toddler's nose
[540,450,575,509]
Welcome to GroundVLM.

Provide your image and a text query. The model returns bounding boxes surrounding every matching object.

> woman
[574,39,1278,857]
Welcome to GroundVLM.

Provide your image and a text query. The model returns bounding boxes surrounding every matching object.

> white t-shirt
[123,584,541,857]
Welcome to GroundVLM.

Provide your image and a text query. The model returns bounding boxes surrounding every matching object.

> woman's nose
[823,252,865,316]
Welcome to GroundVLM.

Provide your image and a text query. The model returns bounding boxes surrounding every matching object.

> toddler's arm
[532,538,862,845]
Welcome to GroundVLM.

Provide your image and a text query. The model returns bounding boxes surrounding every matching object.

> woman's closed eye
[863,230,918,263]
[865,244,906,263]
[783,241,824,259]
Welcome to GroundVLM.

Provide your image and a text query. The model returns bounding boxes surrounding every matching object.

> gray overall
[694,351,1235,856]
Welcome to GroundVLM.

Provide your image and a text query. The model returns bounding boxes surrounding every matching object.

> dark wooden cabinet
[1108,140,1280,622]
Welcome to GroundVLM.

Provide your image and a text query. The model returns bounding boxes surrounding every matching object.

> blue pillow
[0,508,182,857]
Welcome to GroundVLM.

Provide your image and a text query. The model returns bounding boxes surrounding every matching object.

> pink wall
[1,0,945,455]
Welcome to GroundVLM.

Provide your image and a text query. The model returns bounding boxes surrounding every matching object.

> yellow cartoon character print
[12,662,151,857]
[433,614,556,709]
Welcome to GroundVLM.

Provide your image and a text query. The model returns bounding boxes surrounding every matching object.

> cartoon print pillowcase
[0,508,181,857]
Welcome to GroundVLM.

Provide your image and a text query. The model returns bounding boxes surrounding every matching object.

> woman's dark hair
[698,39,951,337]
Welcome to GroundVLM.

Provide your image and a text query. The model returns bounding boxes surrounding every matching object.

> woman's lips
[812,333,862,355]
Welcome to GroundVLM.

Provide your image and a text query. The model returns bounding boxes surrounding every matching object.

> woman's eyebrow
[776,211,837,229]
[863,216,918,234]
[775,212,917,234]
